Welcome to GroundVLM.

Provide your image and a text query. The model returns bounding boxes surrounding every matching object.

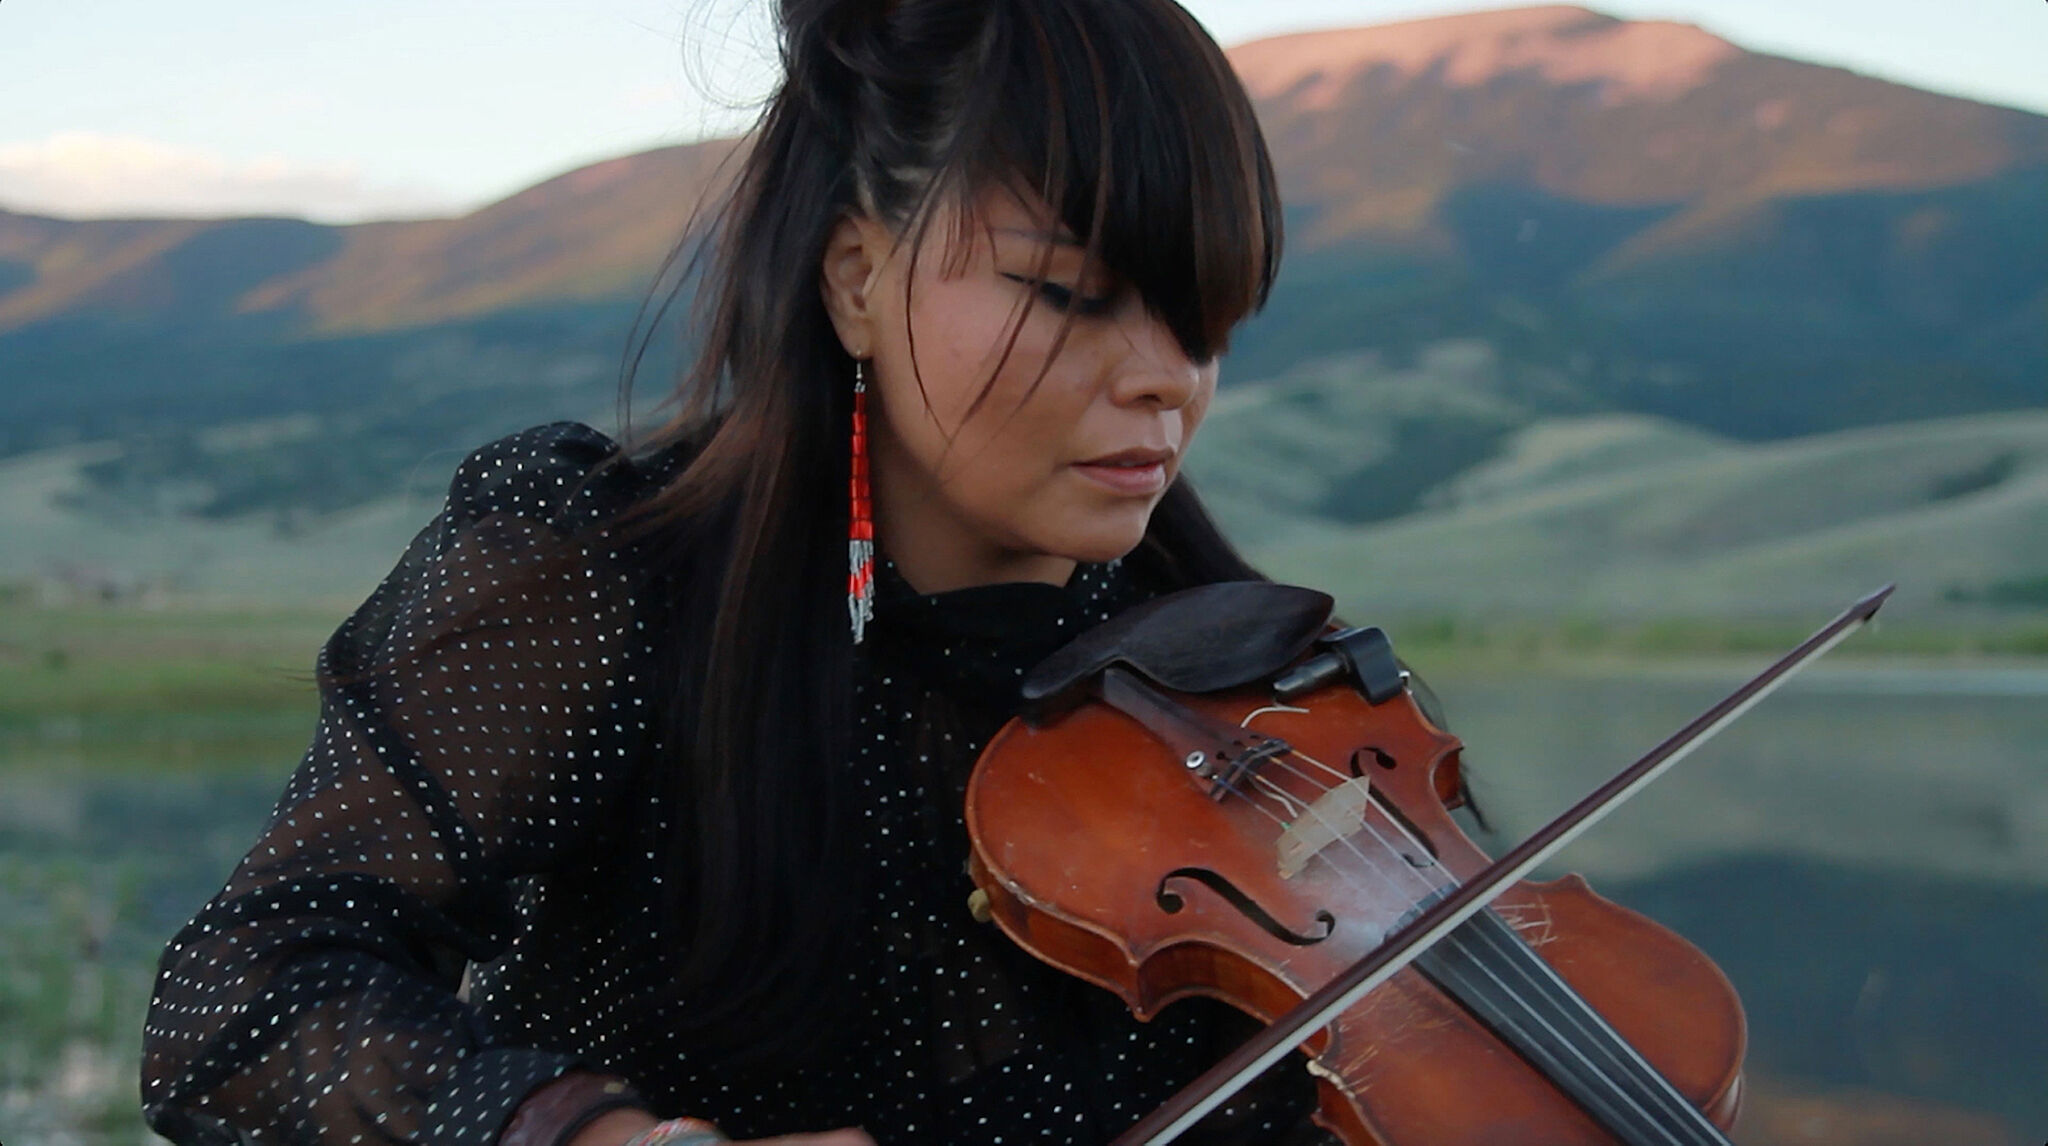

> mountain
[1223,6,2048,431]
[3,5,2045,610]
[0,141,741,336]
[1233,6,2048,224]
[8,7,2041,340]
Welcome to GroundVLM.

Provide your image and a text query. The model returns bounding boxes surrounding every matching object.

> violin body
[966,671,1745,1144]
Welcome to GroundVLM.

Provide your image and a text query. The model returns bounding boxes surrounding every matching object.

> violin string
[1221,774,1485,992]
[1248,754,1412,873]
[1271,746,1569,985]
[1294,749,1454,886]
[1241,766,1436,908]
[1456,915,1687,1142]
[1219,712,1455,910]
[1225,736,1678,1133]
[1238,725,1684,1138]
[1226,707,1528,944]
[1241,753,1459,910]
[1234,762,1407,888]
[1248,740,1457,902]
[1240,772,1314,819]
[1234,707,1452,894]
[1226,772,1312,828]
[1237,727,1620,1081]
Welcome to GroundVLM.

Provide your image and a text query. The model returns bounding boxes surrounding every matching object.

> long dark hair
[612,0,1283,1067]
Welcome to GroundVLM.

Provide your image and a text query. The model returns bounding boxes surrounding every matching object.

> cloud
[0,132,462,224]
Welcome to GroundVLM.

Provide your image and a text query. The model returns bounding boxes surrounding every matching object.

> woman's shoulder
[442,421,648,534]
[327,423,691,676]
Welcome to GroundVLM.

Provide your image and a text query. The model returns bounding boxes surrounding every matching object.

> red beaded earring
[848,358,875,643]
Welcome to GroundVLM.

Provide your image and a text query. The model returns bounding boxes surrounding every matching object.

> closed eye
[1001,273,1119,318]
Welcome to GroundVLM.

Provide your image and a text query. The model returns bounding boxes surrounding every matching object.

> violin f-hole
[1155,867,1336,946]
[1348,747,1439,866]
[1349,746,1397,773]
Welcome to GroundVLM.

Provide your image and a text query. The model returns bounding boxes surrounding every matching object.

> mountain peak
[1228,5,1740,109]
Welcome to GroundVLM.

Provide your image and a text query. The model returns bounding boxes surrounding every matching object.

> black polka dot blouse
[141,423,1333,1146]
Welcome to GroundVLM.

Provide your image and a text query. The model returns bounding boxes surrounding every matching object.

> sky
[3,0,2043,224]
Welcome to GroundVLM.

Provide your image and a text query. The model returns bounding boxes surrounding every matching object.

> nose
[1107,309,1203,411]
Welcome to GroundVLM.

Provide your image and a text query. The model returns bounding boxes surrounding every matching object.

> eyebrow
[989,226,1082,248]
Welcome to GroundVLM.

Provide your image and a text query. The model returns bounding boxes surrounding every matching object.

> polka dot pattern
[141,423,1334,1145]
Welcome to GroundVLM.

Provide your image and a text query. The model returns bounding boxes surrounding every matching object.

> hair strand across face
[593,0,1281,1068]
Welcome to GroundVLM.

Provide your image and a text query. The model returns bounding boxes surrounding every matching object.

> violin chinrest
[1021,581,1333,717]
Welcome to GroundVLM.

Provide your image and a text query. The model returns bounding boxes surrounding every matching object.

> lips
[1078,447,1173,467]
[1071,447,1173,495]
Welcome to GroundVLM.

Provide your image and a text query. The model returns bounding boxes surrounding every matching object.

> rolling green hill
[4,7,2044,619]
[1242,407,2048,621]
[7,338,2043,628]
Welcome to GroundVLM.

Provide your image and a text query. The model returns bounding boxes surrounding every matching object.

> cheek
[1185,378,1217,438]
[898,285,1025,429]
[1167,376,1219,470]
[899,311,1094,466]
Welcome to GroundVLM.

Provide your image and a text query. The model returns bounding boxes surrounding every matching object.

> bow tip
[1854,583,1898,619]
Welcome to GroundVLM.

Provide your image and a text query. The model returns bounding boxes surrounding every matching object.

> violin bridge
[1276,776,1374,879]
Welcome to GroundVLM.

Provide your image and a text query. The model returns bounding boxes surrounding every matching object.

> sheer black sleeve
[141,423,657,1146]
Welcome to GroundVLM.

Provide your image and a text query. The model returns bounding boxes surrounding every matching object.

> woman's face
[822,183,1219,592]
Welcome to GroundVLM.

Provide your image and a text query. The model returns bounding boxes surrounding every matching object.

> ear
[820,209,893,359]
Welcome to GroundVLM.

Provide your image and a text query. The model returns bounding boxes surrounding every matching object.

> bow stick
[1113,584,1896,1146]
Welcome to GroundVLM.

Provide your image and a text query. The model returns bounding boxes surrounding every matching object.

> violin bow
[1112,584,1895,1146]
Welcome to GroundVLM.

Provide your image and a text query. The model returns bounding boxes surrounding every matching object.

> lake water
[1435,661,2048,1142]
[1,662,2042,1144]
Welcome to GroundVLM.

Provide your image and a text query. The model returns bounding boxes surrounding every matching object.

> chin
[1046,510,1154,566]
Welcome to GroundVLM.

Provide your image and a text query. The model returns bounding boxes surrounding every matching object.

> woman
[141,0,1324,1142]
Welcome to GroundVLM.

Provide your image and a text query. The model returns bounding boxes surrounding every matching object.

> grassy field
[0,603,330,1142]
[1196,401,2048,626]
[2,598,2042,1144]
[0,604,330,722]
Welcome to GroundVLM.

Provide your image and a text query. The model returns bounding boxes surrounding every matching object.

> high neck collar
[863,557,1148,713]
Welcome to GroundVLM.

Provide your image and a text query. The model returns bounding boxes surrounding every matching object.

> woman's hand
[570,1109,875,1146]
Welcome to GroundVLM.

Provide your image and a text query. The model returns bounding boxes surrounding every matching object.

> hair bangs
[595,0,1283,1069]
[960,0,1282,363]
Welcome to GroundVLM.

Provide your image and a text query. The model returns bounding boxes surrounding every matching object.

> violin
[964,581,1889,1145]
